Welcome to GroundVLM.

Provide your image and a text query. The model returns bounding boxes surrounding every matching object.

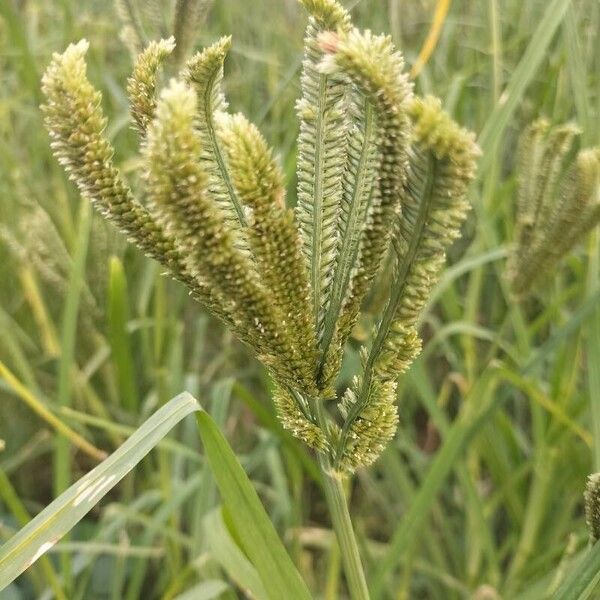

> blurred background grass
[0,0,599,598]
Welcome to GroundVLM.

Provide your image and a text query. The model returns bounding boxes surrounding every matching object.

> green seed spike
[184,37,249,239]
[585,473,600,543]
[299,0,350,29]
[144,80,316,396]
[43,11,479,476]
[337,377,398,472]
[334,96,478,473]
[295,0,351,343]
[216,112,319,385]
[316,28,413,391]
[532,124,580,233]
[127,37,175,137]
[508,119,600,297]
[273,384,328,452]
[555,149,600,249]
[40,41,212,309]
[514,118,550,252]
[372,96,479,380]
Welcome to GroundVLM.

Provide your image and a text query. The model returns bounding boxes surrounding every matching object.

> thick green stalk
[320,467,369,600]
[315,401,370,600]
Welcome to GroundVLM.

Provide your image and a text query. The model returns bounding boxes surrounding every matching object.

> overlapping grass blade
[173,580,230,600]
[107,256,139,413]
[477,0,572,172]
[552,541,600,600]
[369,367,503,598]
[196,410,312,600]
[204,508,268,599]
[0,393,200,590]
[0,389,313,597]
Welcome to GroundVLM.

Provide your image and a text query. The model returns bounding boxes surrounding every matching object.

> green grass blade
[553,541,600,600]
[369,367,502,598]
[107,256,139,413]
[204,508,268,599]
[0,0,41,101]
[196,411,312,600]
[0,470,67,600]
[563,8,592,143]
[55,201,92,494]
[477,0,572,172]
[0,392,200,591]
[173,580,230,600]
[423,246,509,319]
[52,200,93,592]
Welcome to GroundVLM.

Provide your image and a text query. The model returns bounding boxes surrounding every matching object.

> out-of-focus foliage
[0,0,599,597]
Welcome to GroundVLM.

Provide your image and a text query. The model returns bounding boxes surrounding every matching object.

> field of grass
[0,0,599,598]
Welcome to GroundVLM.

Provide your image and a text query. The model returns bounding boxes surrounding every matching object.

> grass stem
[315,400,370,600]
[319,461,370,600]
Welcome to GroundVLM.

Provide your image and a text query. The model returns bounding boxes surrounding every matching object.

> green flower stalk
[41,2,479,596]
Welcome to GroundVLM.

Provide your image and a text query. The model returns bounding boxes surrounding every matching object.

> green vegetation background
[0,0,598,598]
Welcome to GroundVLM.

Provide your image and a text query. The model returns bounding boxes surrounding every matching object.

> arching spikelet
[295,0,351,341]
[508,119,600,297]
[184,38,249,236]
[336,377,398,472]
[299,0,349,27]
[316,29,413,390]
[40,41,211,306]
[273,384,328,451]
[531,123,580,233]
[372,96,478,380]
[144,80,317,395]
[585,472,600,543]
[513,119,550,252]
[127,37,175,137]
[554,149,600,250]
[510,120,580,284]
[216,112,319,384]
